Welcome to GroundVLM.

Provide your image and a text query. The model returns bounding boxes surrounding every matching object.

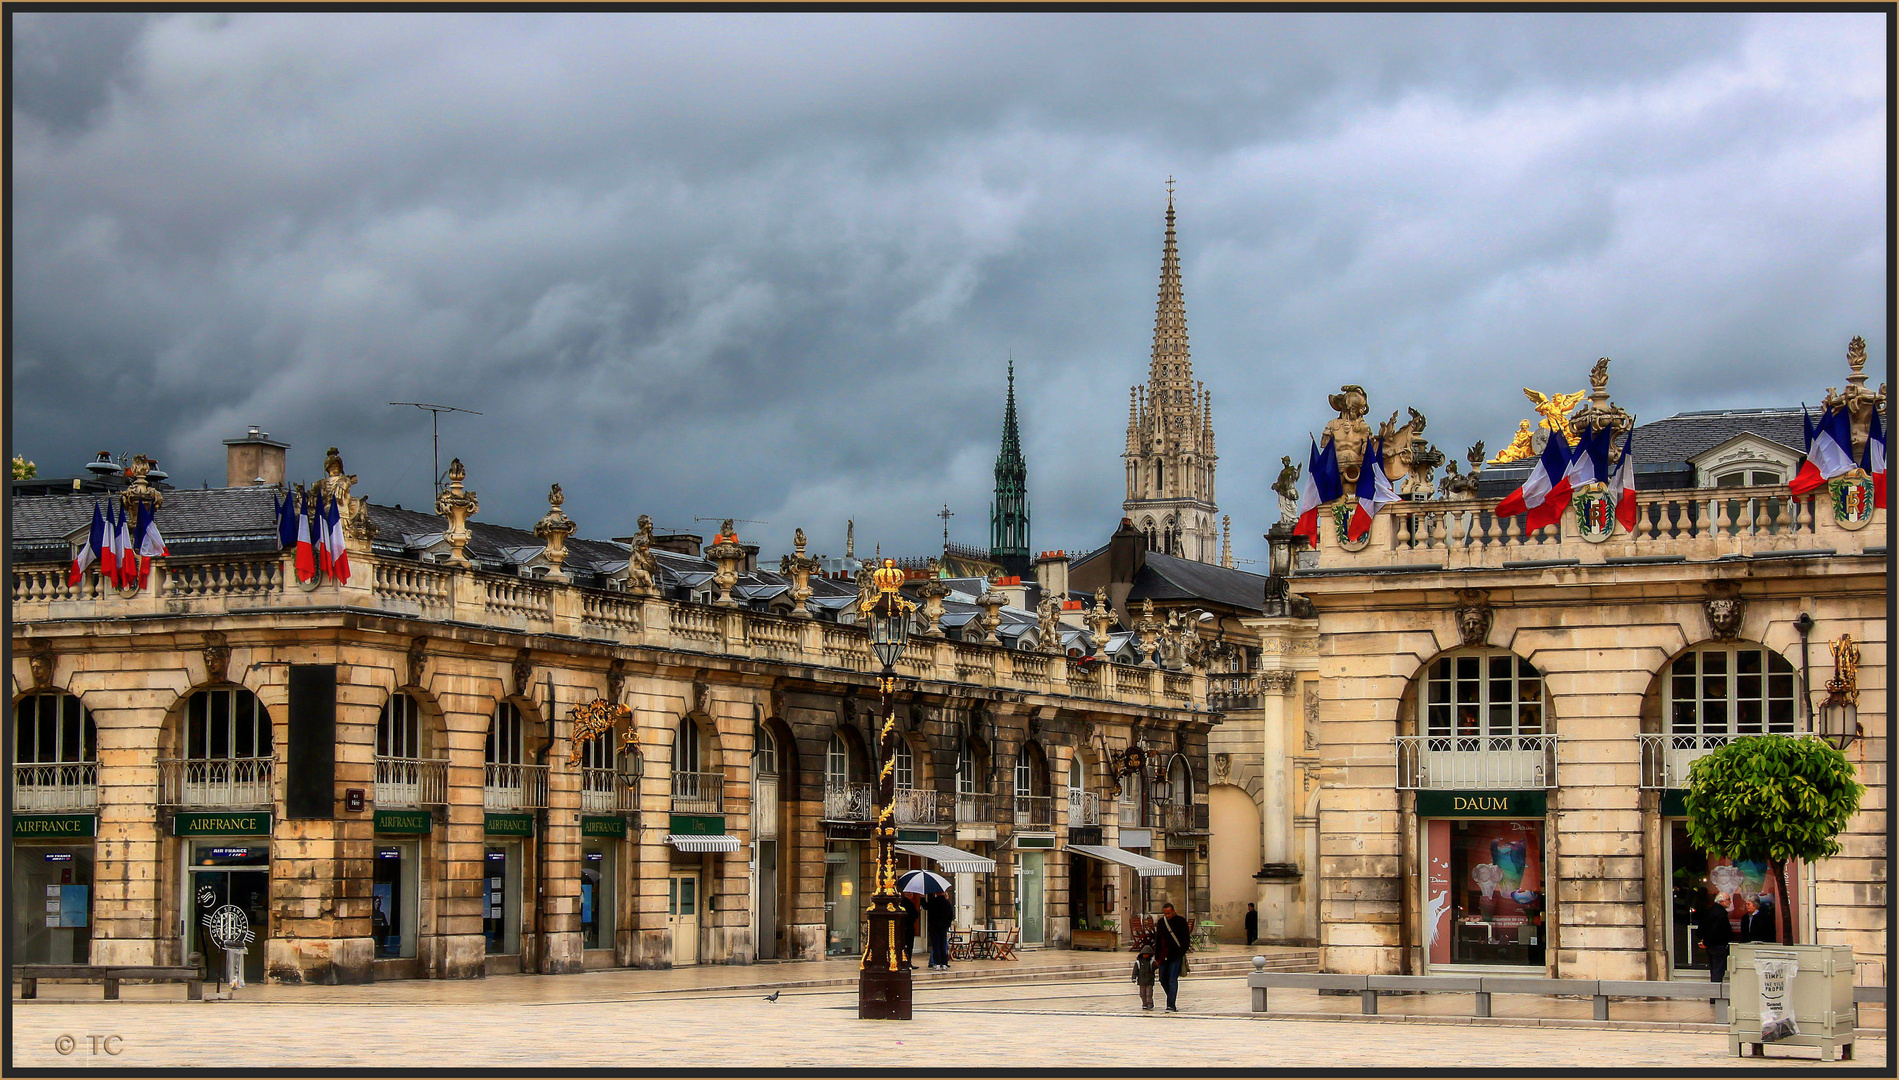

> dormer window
[1715,469,1783,487]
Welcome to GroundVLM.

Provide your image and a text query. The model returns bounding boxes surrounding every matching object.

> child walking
[1131,948,1158,1011]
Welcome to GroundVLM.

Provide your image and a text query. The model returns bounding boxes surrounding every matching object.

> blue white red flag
[70,502,104,585]
[1293,437,1343,546]
[295,499,317,583]
[324,495,351,583]
[1613,431,1639,533]
[1790,405,1854,495]
[112,503,136,588]
[277,489,299,549]
[1495,430,1574,531]
[1864,407,1887,510]
[1346,438,1400,542]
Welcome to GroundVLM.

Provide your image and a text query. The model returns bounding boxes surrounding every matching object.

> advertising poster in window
[1426,818,1545,967]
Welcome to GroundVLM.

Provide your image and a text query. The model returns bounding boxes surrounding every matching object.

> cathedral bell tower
[1122,186,1219,562]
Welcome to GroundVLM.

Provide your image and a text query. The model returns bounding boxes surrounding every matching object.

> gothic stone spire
[991,358,1031,573]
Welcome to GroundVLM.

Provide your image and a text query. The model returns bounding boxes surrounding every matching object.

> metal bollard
[1361,989,1378,1015]
[1474,991,1491,1017]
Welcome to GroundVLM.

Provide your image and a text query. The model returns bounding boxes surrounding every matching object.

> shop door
[483,845,522,955]
[14,845,93,964]
[755,841,778,960]
[189,869,269,984]
[668,873,700,965]
[954,872,976,930]
[824,852,860,956]
[1018,852,1045,945]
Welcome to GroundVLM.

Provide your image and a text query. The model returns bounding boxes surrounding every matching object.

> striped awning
[1066,844,1184,877]
[666,834,741,853]
[893,842,996,874]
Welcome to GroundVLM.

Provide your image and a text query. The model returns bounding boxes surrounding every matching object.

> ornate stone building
[1124,193,1220,563]
[1279,345,1885,983]
[10,438,1214,983]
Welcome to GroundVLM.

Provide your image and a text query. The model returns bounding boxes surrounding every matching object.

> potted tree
[1684,733,1865,1057]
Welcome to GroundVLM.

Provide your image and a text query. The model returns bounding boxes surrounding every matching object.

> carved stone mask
[202,631,231,684]
[27,642,54,689]
[1454,590,1492,647]
[512,649,533,698]
[1704,583,1745,641]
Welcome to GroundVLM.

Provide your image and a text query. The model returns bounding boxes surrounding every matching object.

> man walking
[1244,902,1258,946]
[1152,901,1193,1013]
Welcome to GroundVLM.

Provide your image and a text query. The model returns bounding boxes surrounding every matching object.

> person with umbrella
[897,869,953,970]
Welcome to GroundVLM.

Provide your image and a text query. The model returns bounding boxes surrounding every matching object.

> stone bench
[1248,962,1733,1023]
[17,963,206,1002]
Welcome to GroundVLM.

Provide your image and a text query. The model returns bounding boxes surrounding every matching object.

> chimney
[223,425,289,488]
[1034,550,1070,600]
[649,533,703,557]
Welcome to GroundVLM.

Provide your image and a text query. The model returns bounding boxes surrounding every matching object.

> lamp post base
[857,897,913,1019]
[858,965,913,1020]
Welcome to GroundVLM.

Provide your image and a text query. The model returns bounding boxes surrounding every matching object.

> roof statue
[532,483,577,582]
[1321,385,1373,485]
[433,457,478,567]
[1489,387,1585,464]
[1271,455,1300,522]
[1824,336,1887,460]
[625,514,658,596]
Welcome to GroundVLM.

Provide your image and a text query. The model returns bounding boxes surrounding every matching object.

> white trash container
[1728,943,1857,1061]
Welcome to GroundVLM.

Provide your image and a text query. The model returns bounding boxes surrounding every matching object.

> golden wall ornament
[1828,634,1859,705]
[1489,387,1585,463]
[567,697,635,765]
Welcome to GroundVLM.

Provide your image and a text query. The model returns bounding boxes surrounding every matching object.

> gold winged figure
[1488,387,1586,464]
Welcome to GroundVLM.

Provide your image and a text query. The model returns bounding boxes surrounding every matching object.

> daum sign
[669,814,725,836]
[1415,791,1548,818]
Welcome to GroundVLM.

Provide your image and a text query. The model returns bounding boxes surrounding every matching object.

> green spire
[991,358,1031,571]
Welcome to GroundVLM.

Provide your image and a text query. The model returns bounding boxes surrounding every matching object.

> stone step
[640,950,1319,996]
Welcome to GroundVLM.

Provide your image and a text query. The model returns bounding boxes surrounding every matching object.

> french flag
[1863,407,1887,510]
[323,495,351,584]
[70,502,105,585]
[1495,430,1574,531]
[112,502,137,588]
[1790,406,1855,496]
[1346,438,1400,542]
[1612,431,1639,533]
[293,495,316,583]
[277,489,299,550]
[99,503,121,586]
[1292,437,1343,546]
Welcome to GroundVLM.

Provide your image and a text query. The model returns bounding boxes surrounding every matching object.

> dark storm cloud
[10,12,1885,564]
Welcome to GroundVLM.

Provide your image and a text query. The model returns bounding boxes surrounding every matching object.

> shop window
[185,687,273,761]
[372,843,418,960]
[1666,645,1797,737]
[1668,820,1794,972]
[1424,650,1544,741]
[1424,819,1546,969]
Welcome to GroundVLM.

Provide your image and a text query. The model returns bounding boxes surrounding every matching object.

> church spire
[1148,178,1193,399]
[990,357,1031,574]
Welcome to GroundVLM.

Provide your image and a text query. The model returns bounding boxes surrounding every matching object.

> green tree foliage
[1684,735,1864,864]
[11,454,37,480]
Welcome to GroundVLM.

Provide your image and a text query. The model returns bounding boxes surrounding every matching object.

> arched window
[1153,460,1163,493]
[894,740,914,790]
[827,733,851,788]
[15,692,97,812]
[378,693,423,759]
[675,717,703,775]
[487,702,524,766]
[1423,650,1544,740]
[16,692,96,765]
[956,741,979,794]
[753,724,777,776]
[578,726,615,772]
[1666,644,1797,736]
[186,687,273,760]
[1168,755,1191,805]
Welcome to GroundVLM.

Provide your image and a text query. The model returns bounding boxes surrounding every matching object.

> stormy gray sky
[11,11,1886,565]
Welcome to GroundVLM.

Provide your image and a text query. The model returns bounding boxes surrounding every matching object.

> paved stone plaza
[11,962,1885,1070]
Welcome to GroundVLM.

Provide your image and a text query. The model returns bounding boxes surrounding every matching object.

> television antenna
[389,402,482,496]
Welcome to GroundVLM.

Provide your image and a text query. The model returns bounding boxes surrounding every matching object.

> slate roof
[1067,547,1268,614]
[1631,407,1805,466]
[10,486,282,562]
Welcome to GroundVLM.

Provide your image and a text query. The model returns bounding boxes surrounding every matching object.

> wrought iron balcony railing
[824,781,874,822]
[375,755,448,808]
[892,787,938,826]
[1067,788,1100,826]
[1013,794,1052,829]
[483,762,549,811]
[670,770,724,815]
[14,762,99,812]
[159,756,274,809]
[580,766,640,814]
[1394,735,1558,790]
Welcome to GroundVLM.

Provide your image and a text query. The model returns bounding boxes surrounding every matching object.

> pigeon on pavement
[763,991,780,1002]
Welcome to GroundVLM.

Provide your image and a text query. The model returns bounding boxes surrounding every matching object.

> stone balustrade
[1305,485,1877,572]
[12,548,1205,713]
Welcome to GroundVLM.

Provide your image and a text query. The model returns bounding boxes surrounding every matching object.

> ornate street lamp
[859,558,914,1020]
[1815,634,1861,751]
